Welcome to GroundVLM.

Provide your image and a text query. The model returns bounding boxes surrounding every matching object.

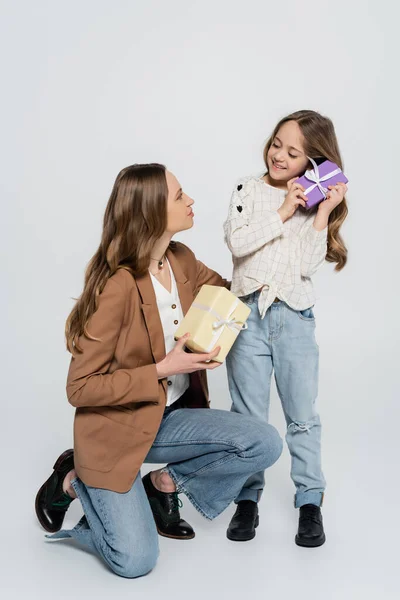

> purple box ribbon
[296,157,348,209]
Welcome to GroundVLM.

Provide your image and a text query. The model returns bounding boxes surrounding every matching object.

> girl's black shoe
[227,500,259,541]
[295,504,326,547]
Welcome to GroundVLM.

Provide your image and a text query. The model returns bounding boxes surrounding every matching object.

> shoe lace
[51,492,74,511]
[300,505,321,525]
[237,502,257,517]
[171,492,183,512]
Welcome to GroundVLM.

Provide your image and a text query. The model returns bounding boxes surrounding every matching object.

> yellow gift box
[174,285,251,363]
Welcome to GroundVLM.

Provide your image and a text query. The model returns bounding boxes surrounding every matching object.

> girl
[35,163,282,577]
[224,110,348,546]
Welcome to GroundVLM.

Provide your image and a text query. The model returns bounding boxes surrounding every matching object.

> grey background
[1,0,398,598]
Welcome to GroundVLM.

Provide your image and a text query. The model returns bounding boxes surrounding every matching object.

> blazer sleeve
[195,259,230,293]
[66,277,159,408]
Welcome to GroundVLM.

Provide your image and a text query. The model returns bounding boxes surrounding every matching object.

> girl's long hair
[263,110,348,271]
[65,163,168,354]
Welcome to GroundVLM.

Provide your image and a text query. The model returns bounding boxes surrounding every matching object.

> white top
[223,175,328,318]
[150,260,189,406]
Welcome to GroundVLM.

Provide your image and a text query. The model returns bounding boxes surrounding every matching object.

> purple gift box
[295,158,348,209]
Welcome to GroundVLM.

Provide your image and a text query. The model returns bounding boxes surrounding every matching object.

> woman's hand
[156,334,222,379]
[278,178,308,222]
[318,182,347,215]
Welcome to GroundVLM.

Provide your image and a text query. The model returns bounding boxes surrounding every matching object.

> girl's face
[165,171,194,235]
[266,120,309,183]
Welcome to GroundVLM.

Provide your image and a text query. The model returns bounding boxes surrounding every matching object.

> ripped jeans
[226,291,325,508]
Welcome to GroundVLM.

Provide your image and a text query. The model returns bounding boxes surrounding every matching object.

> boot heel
[255,515,260,528]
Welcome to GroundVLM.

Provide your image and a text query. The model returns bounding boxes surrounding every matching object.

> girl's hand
[156,334,222,379]
[278,178,308,222]
[318,182,348,214]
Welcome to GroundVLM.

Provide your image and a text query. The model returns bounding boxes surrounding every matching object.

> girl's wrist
[313,209,330,231]
[317,202,334,217]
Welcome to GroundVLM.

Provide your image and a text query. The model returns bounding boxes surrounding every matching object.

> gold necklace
[150,255,165,271]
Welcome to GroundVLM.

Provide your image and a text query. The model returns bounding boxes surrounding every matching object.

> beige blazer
[67,242,228,492]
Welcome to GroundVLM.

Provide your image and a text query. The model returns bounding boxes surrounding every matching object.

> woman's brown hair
[263,110,348,271]
[65,163,168,353]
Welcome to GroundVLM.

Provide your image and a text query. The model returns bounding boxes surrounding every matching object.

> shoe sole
[156,527,195,540]
[295,533,326,548]
[226,515,259,542]
[35,449,74,533]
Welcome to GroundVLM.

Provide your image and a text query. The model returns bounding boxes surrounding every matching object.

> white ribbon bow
[192,300,248,352]
[212,317,248,332]
[303,157,342,199]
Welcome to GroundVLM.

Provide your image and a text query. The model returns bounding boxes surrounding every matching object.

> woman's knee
[251,422,283,469]
[103,539,159,578]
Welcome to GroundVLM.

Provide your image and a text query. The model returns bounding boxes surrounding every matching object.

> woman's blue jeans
[48,403,282,577]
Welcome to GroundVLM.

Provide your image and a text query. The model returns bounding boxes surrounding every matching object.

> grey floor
[3,341,397,600]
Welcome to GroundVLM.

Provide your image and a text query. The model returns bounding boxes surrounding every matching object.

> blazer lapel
[136,273,166,366]
[167,248,208,407]
[136,249,194,376]
[167,247,193,316]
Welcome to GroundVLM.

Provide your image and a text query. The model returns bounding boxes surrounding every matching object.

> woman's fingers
[197,360,222,370]
[207,347,221,360]
[188,347,219,362]
[205,361,222,369]
[188,346,222,370]
[175,333,190,350]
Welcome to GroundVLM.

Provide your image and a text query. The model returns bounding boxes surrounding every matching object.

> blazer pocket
[113,404,133,414]
[74,409,135,473]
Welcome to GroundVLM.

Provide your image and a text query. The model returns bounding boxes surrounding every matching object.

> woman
[35,163,282,578]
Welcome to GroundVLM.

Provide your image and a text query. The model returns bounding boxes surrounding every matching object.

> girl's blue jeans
[226,291,326,509]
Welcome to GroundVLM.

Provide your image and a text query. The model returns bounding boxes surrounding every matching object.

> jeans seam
[269,304,285,341]
[173,452,241,484]
[151,439,248,454]
[92,491,112,531]
[71,480,115,565]
[71,480,97,535]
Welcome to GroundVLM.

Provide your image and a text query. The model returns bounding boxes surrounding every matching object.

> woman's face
[165,171,194,235]
[266,120,309,183]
